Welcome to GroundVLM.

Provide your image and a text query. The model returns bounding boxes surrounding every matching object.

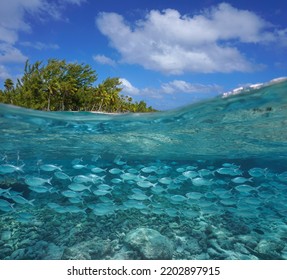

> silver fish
[68,183,91,192]
[109,168,123,175]
[91,167,107,173]
[54,171,72,181]
[136,181,155,188]
[151,185,166,194]
[198,169,213,177]
[192,177,212,186]
[235,184,257,193]
[170,195,187,202]
[40,164,62,172]
[68,197,84,204]
[72,164,88,170]
[231,177,253,184]
[248,168,267,177]
[0,164,24,174]
[141,166,157,173]
[216,167,242,176]
[127,168,138,174]
[97,183,113,190]
[61,190,80,198]
[0,205,14,212]
[111,178,122,184]
[128,193,152,201]
[10,195,34,206]
[131,188,145,194]
[186,192,203,200]
[0,199,13,208]
[25,176,52,187]
[88,174,106,183]
[158,177,173,185]
[28,185,51,193]
[73,175,94,184]
[93,189,111,196]
[182,170,198,179]
[120,172,137,181]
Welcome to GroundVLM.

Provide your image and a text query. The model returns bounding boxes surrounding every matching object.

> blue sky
[0,0,286,110]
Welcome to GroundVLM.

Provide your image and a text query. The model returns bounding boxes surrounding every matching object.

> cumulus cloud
[0,0,86,80]
[118,78,222,109]
[61,0,86,5]
[161,80,221,94]
[119,78,220,98]
[20,41,60,50]
[0,43,28,63]
[0,0,88,44]
[93,54,116,66]
[0,65,10,80]
[96,3,285,74]
[119,78,140,95]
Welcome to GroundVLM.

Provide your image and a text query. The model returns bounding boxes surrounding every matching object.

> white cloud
[119,78,140,95]
[0,43,28,63]
[161,80,221,94]
[119,78,220,99]
[20,41,60,50]
[0,0,85,66]
[93,54,116,66]
[60,0,86,5]
[276,28,287,46]
[0,65,10,80]
[96,3,285,74]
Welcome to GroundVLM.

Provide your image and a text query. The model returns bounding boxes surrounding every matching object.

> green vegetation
[0,59,157,113]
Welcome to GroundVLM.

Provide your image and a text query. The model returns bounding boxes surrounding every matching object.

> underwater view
[0,78,287,260]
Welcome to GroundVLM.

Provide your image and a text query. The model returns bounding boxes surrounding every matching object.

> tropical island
[0,59,157,113]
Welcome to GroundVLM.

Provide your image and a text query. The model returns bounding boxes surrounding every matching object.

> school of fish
[1,153,287,224]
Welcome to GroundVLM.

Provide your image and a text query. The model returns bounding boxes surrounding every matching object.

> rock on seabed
[125,227,173,260]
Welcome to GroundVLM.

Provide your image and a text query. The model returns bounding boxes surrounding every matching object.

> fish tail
[18,164,25,173]
[47,177,53,185]
[5,187,11,195]
[100,175,106,181]
[28,199,35,206]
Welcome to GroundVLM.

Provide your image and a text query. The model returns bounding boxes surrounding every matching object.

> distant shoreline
[90,111,127,115]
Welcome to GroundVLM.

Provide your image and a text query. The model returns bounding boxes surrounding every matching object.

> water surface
[0,78,287,260]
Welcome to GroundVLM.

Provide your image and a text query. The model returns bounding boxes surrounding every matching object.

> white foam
[222,77,287,98]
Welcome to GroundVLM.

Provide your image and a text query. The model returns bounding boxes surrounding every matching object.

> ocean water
[0,78,287,260]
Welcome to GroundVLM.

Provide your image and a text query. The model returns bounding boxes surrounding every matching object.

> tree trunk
[47,94,50,111]
[98,98,103,111]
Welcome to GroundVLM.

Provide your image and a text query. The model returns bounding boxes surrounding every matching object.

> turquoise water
[0,78,287,259]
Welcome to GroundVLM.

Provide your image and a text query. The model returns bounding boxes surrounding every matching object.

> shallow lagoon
[0,79,287,259]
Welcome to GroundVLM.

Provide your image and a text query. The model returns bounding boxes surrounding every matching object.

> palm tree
[4,78,14,92]
[3,78,15,104]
